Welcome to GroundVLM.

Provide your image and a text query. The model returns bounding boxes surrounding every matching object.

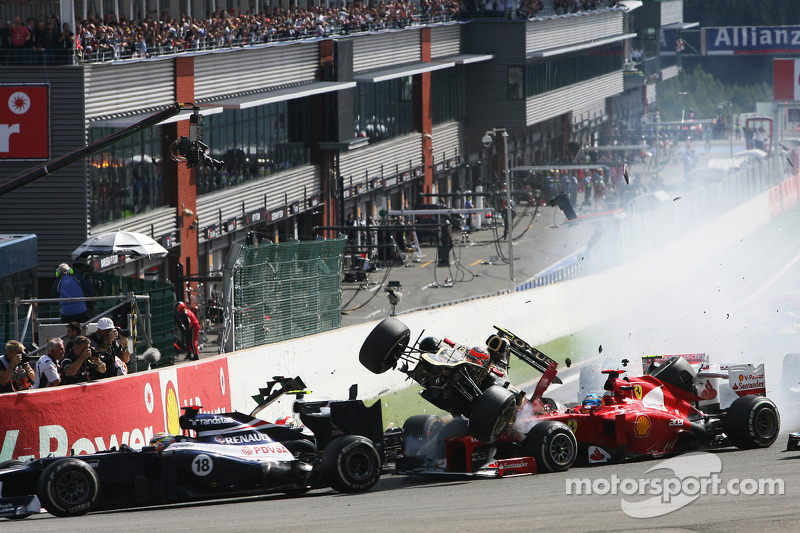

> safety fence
[232,238,347,351]
[0,272,176,369]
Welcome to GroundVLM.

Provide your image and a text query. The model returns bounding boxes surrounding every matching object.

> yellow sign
[633,384,643,400]
[567,419,578,433]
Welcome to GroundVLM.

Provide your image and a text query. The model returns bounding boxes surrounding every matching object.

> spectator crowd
[0,0,617,65]
[0,317,130,393]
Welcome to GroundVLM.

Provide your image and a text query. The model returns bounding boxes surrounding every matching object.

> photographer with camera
[0,340,35,393]
[88,317,130,379]
[60,336,106,385]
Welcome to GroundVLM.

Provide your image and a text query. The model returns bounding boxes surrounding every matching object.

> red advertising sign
[774,59,800,101]
[0,85,49,159]
[0,358,230,461]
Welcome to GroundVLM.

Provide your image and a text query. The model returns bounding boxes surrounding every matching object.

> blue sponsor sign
[705,26,800,55]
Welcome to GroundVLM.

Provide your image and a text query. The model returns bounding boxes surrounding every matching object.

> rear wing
[493,326,562,385]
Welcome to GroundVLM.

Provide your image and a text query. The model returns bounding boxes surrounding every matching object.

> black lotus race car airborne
[359,318,562,443]
[0,377,401,519]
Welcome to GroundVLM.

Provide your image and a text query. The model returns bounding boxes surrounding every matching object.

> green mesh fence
[233,238,346,350]
[2,274,176,369]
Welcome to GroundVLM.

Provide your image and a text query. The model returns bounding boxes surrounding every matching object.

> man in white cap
[88,317,130,379]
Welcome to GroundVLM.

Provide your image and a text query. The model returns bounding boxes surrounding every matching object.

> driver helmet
[176,301,186,312]
[468,346,490,362]
[149,432,177,452]
[275,416,302,429]
[419,336,441,353]
[582,393,603,411]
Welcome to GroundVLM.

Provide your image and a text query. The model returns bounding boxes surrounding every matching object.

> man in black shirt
[61,336,106,385]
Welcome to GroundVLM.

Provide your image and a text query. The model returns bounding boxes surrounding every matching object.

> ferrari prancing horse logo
[567,419,578,433]
[633,384,643,400]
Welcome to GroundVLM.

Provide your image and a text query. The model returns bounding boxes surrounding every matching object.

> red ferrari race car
[532,354,780,464]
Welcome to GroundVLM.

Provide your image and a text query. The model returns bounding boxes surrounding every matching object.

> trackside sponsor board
[0,358,230,461]
[0,85,48,159]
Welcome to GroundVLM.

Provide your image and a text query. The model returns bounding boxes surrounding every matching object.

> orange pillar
[420,28,434,201]
[174,56,198,282]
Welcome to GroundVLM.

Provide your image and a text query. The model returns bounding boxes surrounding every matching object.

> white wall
[227,188,776,420]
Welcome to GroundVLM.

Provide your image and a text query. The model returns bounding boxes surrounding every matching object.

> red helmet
[176,301,186,311]
[468,346,489,361]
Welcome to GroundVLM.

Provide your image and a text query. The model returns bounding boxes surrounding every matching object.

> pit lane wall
[1,174,797,461]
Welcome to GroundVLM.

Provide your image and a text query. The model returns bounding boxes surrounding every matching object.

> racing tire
[467,385,517,443]
[321,435,381,493]
[522,420,577,473]
[359,317,410,374]
[648,356,697,393]
[403,415,444,456]
[37,458,99,517]
[724,395,780,449]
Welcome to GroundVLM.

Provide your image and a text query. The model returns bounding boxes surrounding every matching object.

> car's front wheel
[359,317,411,374]
[522,420,577,473]
[468,385,517,443]
[403,415,444,456]
[37,458,99,517]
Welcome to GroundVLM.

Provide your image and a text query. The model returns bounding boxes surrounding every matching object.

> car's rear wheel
[359,317,411,374]
[724,395,780,449]
[321,435,381,493]
[37,458,99,517]
[522,420,577,473]
[467,385,517,443]
[403,415,444,456]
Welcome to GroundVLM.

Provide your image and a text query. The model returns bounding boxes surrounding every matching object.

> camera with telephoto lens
[116,327,131,338]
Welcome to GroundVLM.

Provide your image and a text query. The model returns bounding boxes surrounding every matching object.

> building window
[432,68,465,124]
[525,44,624,98]
[198,100,310,195]
[508,66,524,100]
[88,126,165,227]
[355,78,415,143]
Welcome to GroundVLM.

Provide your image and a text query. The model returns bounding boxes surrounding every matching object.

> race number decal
[192,454,214,476]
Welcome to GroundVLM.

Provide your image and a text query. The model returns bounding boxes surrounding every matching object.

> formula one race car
[0,377,399,519]
[531,354,780,464]
[359,318,562,443]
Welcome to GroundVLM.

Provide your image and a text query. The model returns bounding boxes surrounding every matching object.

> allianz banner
[705,26,800,55]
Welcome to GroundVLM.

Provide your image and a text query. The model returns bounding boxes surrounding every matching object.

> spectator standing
[583,173,594,207]
[58,22,74,64]
[61,335,106,384]
[88,317,130,378]
[65,321,82,354]
[35,338,65,388]
[1,340,34,393]
[10,16,31,64]
[175,301,200,360]
[51,263,95,323]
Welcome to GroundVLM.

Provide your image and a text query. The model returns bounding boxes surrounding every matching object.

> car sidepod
[164,441,310,497]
